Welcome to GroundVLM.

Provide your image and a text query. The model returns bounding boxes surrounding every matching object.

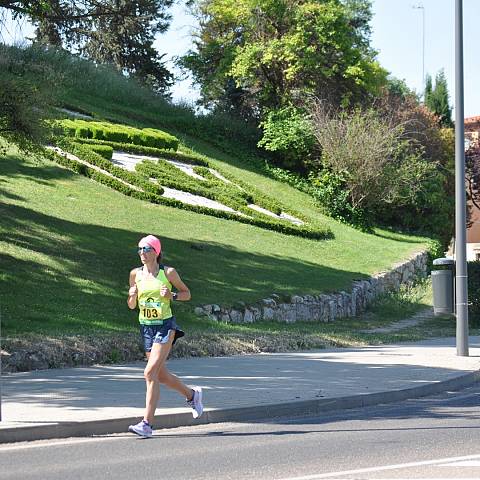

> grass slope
[0,140,428,337]
[0,46,432,340]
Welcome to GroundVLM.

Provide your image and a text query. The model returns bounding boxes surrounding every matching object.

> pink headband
[138,235,161,256]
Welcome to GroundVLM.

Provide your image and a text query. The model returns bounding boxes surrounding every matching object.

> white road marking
[440,460,480,466]
[275,453,480,480]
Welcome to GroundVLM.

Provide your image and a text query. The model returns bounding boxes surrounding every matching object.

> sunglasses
[137,246,155,254]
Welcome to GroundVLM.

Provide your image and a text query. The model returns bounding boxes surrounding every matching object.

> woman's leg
[157,365,193,399]
[143,334,174,424]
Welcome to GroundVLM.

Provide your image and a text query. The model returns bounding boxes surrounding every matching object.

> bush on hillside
[73,137,285,216]
[308,169,371,230]
[468,261,480,327]
[170,108,262,155]
[377,87,455,243]
[135,159,253,210]
[74,138,294,218]
[258,106,318,172]
[0,44,56,150]
[71,138,211,166]
[83,144,113,160]
[56,139,164,196]
[309,100,452,238]
[46,148,142,197]
[59,119,179,151]
[60,138,289,224]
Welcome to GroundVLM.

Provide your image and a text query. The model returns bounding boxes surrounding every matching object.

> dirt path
[360,308,435,334]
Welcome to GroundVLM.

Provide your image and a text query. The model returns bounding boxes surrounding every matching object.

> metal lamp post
[455,0,469,356]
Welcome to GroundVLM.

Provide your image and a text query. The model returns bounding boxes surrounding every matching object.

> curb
[1,369,479,444]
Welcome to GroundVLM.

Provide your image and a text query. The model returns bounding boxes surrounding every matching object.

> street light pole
[455,0,469,356]
[413,3,425,95]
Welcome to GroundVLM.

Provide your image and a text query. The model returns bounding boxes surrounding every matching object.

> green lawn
[0,46,433,340]
[0,139,428,337]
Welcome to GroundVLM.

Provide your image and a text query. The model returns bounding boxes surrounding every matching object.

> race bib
[139,299,163,321]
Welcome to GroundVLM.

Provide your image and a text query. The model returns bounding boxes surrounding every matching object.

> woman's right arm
[127,269,138,310]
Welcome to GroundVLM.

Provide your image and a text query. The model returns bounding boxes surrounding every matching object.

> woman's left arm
[164,267,191,301]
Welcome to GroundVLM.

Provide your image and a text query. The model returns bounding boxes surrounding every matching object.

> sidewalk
[1,336,480,444]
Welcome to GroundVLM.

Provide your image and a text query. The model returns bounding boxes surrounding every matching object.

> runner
[127,234,203,438]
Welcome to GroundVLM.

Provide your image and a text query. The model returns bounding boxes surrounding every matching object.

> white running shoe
[186,387,203,419]
[128,419,153,438]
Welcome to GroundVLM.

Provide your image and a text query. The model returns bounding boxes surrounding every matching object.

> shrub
[258,106,317,171]
[106,127,130,144]
[75,139,286,217]
[265,164,313,193]
[72,138,210,166]
[73,138,286,217]
[58,119,179,151]
[60,119,78,136]
[309,169,370,230]
[310,101,450,234]
[426,239,444,270]
[56,139,164,196]
[0,44,57,149]
[135,160,251,209]
[468,261,480,327]
[193,165,287,216]
[192,166,212,179]
[137,158,291,219]
[311,104,404,211]
[142,128,179,150]
[74,126,92,139]
[90,125,105,140]
[84,144,113,160]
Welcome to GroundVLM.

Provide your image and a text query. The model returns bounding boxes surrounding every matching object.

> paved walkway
[1,336,480,443]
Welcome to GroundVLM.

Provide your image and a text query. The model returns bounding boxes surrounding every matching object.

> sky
[369,0,480,118]
[153,0,480,118]
[2,1,480,117]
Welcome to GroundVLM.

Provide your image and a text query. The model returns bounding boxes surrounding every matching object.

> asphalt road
[2,384,480,480]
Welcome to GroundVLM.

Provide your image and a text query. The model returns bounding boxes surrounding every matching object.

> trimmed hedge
[192,166,283,217]
[73,138,302,220]
[136,160,252,210]
[46,146,332,240]
[56,139,164,196]
[83,144,113,160]
[45,148,143,198]
[59,119,179,151]
[71,137,210,166]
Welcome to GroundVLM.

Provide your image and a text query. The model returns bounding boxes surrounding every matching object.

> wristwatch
[172,292,178,301]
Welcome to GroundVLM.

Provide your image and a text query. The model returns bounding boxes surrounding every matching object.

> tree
[0,1,145,28]
[424,70,453,128]
[1,1,175,95]
[424,73,432,103]
[0,44,57,149]
[76,1,174,95]
[466,143,480,225]
[180,0,387,117]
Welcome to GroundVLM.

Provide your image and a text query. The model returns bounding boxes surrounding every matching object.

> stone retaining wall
[194,251,429,324]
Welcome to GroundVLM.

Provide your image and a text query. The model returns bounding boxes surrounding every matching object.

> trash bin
[431,258,455,315]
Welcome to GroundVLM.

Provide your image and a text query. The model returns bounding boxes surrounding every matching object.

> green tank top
[135,265,173,325]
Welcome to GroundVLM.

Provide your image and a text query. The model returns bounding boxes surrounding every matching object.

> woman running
[127,234,203,437]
